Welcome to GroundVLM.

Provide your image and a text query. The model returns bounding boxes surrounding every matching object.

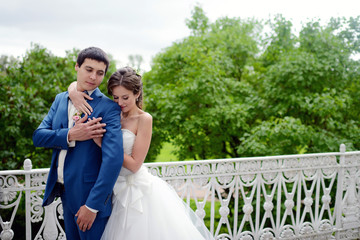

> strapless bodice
[122,129,135,155]
[119,129,136,176]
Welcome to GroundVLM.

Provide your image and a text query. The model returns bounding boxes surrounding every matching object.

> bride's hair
[107,66,143,109]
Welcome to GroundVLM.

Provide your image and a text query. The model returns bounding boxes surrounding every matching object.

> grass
[155,142,180,162]
[155,141,196,162]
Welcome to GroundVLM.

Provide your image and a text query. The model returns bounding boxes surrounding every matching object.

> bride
[69,67,213,239]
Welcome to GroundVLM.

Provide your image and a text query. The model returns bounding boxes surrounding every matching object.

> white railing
[1,144,360,240]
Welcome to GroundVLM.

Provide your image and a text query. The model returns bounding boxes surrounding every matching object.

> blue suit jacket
[33,88,123,218]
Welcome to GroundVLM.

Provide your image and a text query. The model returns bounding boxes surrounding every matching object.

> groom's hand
[75,205,97,232]
[68,115,106,142]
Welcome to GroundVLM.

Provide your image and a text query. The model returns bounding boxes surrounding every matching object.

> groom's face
[75,58,106,92]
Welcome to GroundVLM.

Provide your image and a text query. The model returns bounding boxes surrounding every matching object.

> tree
[127,54,144,73]
[185,5,210,36]
[144,9,261,161]
[238,16,360,156]
[0,55,18,73]
[144,8,360,161]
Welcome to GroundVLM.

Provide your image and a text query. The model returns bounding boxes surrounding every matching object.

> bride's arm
[68,81,93,115]
[123,113,153,173]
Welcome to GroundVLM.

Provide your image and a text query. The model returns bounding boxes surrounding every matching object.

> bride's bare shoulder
[137,111,152,127]
[139,111,152,122]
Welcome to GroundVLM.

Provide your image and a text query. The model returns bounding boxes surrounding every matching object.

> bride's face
[112,85,139,113]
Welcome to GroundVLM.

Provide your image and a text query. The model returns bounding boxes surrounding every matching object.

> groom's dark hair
[77,47,110,73]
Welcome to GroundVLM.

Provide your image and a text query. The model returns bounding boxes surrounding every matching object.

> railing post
[334,144,345,239]
[23,159,32,240]
[341,146,360,240]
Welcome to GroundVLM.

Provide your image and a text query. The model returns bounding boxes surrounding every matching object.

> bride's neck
[121,108,138,119]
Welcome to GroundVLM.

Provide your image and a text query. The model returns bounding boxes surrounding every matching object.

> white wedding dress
[101,129,213,240]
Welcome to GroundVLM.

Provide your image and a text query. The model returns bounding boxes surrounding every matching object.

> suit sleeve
[33,94,69,150]
[85,101,123,211]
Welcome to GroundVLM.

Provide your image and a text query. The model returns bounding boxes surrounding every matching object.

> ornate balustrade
[1,144,360,240]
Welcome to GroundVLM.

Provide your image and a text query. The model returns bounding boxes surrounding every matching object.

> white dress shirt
[57,89,95,183]
[57,100,78,184]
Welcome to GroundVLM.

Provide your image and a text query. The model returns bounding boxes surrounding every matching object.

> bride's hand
[68,82,94,115]
[93,137,102,148]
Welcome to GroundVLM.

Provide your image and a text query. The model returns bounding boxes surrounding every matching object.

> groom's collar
[90,88,103,98]
[87,89,96,97]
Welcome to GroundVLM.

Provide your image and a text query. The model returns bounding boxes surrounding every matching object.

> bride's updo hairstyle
[107,66,143,109]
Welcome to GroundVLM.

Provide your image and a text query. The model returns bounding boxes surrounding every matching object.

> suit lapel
[86,88,103,115]
[60,92,69,128]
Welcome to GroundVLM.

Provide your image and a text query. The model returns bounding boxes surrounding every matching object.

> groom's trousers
[60,185,109,240]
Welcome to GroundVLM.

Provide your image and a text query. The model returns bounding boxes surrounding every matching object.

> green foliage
[0,43,116,170]
[2,7,360,168]
[252,16,360,155]
[0,44,74,170]
[144,12,261,161]
[185,5,210,35]
[144,9,360,161]
[238,117,313,156]
[155,142,179,162]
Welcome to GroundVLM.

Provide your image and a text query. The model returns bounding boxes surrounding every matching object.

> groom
[33,47,123,239]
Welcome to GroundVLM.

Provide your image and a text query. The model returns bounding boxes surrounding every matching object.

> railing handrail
[145,150,349,166]
[2,150,359,175]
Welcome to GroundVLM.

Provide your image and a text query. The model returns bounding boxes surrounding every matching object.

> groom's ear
[75,63,79,71]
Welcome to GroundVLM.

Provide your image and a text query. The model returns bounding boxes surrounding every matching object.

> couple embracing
[33,47,212,239]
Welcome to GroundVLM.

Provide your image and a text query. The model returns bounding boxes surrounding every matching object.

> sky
[0,0,359,71]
